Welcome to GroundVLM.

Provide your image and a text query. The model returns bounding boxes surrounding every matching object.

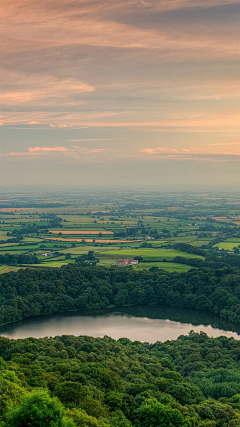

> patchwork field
[0,189,239,272]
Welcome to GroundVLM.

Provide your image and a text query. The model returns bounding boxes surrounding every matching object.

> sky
[0,0,240,189]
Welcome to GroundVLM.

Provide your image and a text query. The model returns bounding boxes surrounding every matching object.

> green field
[134,262,193,272]
[214,242,240,251]
[61,246,118,255]
[98,248,204,263]
[31,261,70,268]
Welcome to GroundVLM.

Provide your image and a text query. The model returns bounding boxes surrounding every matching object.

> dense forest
[0,253,40,266]
[0,332,240,426]
[0,265,240,326]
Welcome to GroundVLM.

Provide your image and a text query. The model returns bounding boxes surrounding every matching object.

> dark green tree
[134,398,189,427]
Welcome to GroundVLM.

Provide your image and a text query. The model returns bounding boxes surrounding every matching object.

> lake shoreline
[0,305,239,342]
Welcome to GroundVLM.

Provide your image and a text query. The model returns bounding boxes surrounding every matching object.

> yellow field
[0,265,25,274]
[0,231,10,241]
[0,208,35,212]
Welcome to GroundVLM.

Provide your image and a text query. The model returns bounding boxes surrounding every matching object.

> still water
[0,306,239,342]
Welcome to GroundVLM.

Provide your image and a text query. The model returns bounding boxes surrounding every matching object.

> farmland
[0,189,239,273]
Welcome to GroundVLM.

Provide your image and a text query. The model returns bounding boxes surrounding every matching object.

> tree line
[0,265,240,326]
[0,253,40,266]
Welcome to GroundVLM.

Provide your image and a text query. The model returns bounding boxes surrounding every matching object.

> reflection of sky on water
[0,314,239,342]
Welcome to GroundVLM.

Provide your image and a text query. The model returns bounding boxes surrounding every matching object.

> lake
[0,306,239,342]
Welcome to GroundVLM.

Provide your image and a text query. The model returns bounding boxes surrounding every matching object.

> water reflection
[0,306,239,342]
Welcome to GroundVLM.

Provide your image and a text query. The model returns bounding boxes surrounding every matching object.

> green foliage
[165,382,204,405]
[110,410,132,427]
[0,378,25,423]
[6,390,75,427]
[191,369,240,399]
[134,398,187,427]
[66,408,101,427]
[0,333,239,426]
[193,399,238,427]
[54,381,86,407]
[228,394,240,410]
[80,396,109,419]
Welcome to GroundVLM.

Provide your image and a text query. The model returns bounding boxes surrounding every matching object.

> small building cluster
[41,252,55,257]
[115,259,138,267]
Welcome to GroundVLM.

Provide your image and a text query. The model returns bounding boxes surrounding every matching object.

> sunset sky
[1,0,240,188]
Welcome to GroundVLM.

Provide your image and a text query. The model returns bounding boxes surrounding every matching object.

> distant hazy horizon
[1,184,240,194]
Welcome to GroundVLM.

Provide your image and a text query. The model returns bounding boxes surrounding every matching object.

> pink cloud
[0,146,70,157]
[139,151,240,162]
[0,145,110,158]
[141,147,195,155]
[140,148,157,154]
[28,146,70,153]
[0,71,94,106]
[140,145,240,159]
[88,149,107,153]
[0,152,24,157]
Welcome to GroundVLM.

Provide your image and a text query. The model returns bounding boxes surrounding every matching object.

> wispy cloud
[139,151,240,162]
[140,145,240,159]
[70,138,122,142]
[0,146,70,157]
[141,148,157,154]
[209,142,240,146]
[1,0,239,61]
[1,112,239,130]
[0,70,94,106]
[28,146,70,153]
[0,145,108,159]
[2,144,239,164]
[141,147,190,155]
